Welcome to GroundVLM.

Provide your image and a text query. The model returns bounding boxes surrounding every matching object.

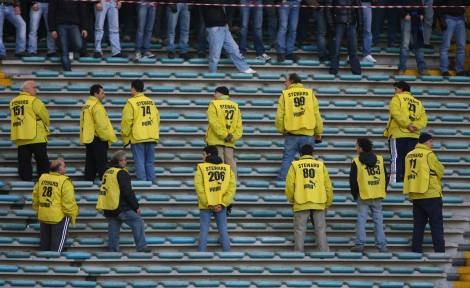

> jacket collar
[287,83,304,89]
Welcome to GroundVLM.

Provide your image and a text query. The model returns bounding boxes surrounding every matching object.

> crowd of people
[9,73,445,254]
[0,0,468,75]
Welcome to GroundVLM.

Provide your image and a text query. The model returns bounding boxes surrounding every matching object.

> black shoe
[111,52,127,58]
[277,53,285,62]
[28,52,38,57]
[79,51,89,58]
[93,51,103,58]
[137,246,152,253]
[285,53,298,61]
[441,71,451,77]
[456,71,468,77]
[14,51,27,58]
[168,51,176,59]
[46,52,57,58]
[180,53,190,61]
[424,44,433,49]
[319,55,329,62]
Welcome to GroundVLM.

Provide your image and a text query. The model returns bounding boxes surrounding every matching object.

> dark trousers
[84,137,108,181]
[389,137,418,182]
[18,142,49,181]
[329,23,361,75]
[412,198,445,253]
[57,24,82,71]
[40,216,70,252]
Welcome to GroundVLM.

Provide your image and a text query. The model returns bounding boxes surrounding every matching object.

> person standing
[361,0,376,63]
[0,0,27,60]
[275,73,323,181]
[135,0,156,60]
[384,81,427,183]
[350,138,388,253]
[32,159,78,252]
[285,144,333,252]
[195,146,236,252]
[312,0,331,62]
[205,86,243,175]
[80,84,117,181]
[166,2,190,60]
[97,150,151,252]
[276,0,300,62]
[27,0,56,57]
[422,0,434,49]
[121,80,160,182]
[239,0,271,61]
[10,80,50,181]
[404,132,445,253]
[93,0,125,58]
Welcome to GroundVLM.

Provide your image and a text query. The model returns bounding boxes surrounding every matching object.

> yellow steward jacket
[352,156,387,200]
[384,91,427,139]
[32,172,78,224]
[275,83,323,136]
[96,167,123,211]
[194,162,236,209]
[285,155,333,212]
[10,92,50,146]
[121,93,160,145]
[80,96,117,146]
[404,143,444,200]
[205,95,243,148]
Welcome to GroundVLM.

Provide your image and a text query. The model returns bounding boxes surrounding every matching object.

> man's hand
[314,135,322,143]
[213,205,223,213]
[136,208,141,215]
[32,3,39,11]
[224,134,233,142]
[51,31,58,39]
[81,30,88,38]
[407,124,418,132]
[404,14,411,21]
[116,1,122,9]
[96,3,103,11]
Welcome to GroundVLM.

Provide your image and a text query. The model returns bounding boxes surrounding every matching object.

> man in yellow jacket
[195,146,236,252]
[205,86,243,175]
[285,144,333,252]
[404,132,445,253]
[80,84,117,181]
[384,81,427,183]
[275,73,323,180]
[10,80,50,181]
[121,80,160,182]
[32,159,78,252]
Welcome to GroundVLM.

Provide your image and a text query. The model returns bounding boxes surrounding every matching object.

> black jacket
[435,0,466,17]
[103,165,140,217]
[349,152,389,201]
[326,0,363,27]
[398,0,424,18]
[48,0,88,32]
[201,0,235,27]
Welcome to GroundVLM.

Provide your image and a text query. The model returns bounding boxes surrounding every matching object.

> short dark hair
[89,84,103,96]
[288,73,302,84]
[203,146,222,164]
[203,146,219,157]
[357,137,373,152]
[300,144,314,156]
[215,86,229,96]
[131,79,144,92]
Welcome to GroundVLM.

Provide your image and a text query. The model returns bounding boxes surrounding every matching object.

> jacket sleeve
[117,170,139,211]
[93,105,113,141]
[414,105,427,130]
[33,98,50,132]
[48,0,57,32]
[389,96,411,128]
[222,168,236,207]
[429,152,445,180]
[275,93,285,134]
[32,182,39,212]
[313,95,323,135]
[120,102,133,142]
[324,165,333,208]
[285,165,296,204]
[207,103,228,139]
[349,161,359,201]
[231,108,243,142]
[61,179,79,225]
[195,165,208,208]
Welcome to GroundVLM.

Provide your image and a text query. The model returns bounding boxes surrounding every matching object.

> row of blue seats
[0,279,438,288]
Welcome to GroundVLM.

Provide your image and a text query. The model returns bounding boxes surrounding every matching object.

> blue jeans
[265,0,277,46]
[330,23,361,75]
[107,210,147,252]
[28,2,55,54]
[198,208,230,252]
[372,0,398,46]
[439,15,466,73]
[239,0,265,56]
[94,0,121,55]
[398,19,426,72]
[0,4,26,56]
[362,3,373,56]
[278,135,315,180]
[276,0,300,55]
[58,24,82,71]
[207,25,250,73]
[422,0,433,45]
[355,198,387,250]
[167,3,190,53]
[135,2,156,53]
[131,142,156,181]
[313,9,329,59]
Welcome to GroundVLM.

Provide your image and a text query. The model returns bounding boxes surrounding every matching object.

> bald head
[22,81,37,96]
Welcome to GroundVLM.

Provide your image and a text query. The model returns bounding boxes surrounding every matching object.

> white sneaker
[143,51,155,58]
[389,173,396,184]
[243,68,257,74]
[256,53,271,61]
[135,52,142,60]
[69,52,74,61]
[363,54,377,63]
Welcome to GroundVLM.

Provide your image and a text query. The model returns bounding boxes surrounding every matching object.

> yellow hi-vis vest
[36,173,69,224]
[128,94,159,142]
[10,93,39,140]
[404,147,432,194]
[283,87,316,132]
[79,96,116,145]
[353,156,386,200]
[384,92,425,138]
[213,99,241,134]
[96,167,122,211]
[198,163,231,206]
[292,158,327,204]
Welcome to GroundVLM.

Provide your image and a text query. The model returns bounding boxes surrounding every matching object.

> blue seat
[298,59,320,66]
[309,252,336,259]
[394,75,416,81]
[324,113,348,120]
[160,281,189,288]
[224,281,251,288]
[202,72,225,79]
[179,86,203,93]
[0,264,18,272]
[334,100,357,107]
[0,195,22,203]
[421,75,443,82]
[285,281,313,288]
[230,236,256,244]
[192,280,221,287]
[446,102,468,109]
[407,282,434,288]
[159,111,180,119]
[347,281,374,288]
[260,237,286,244]
[131,281,158,288]
[252,281,282,288]
[329,266,355,273]
[100,282,127,288]
[262,87,283,93]
[367,74,389,81]
[149,85,175,93]
[416,266,443,274]
[91,71,115,78]
[146,72,171,78]
[106,57,129,63]
[183,112,205,120]
[82,266,110,274]
[427,88,449,96]
[357,266,385,273]
[167,236,195,244]
[378,282,405,288]
[316,281,343,287]
[313,74,335,80]
[174,72,198,78]
[69,281,97,288]
[317,87,341,94]
[158,251,184,259]
[119,71,144,78]
[257,73,281,80]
